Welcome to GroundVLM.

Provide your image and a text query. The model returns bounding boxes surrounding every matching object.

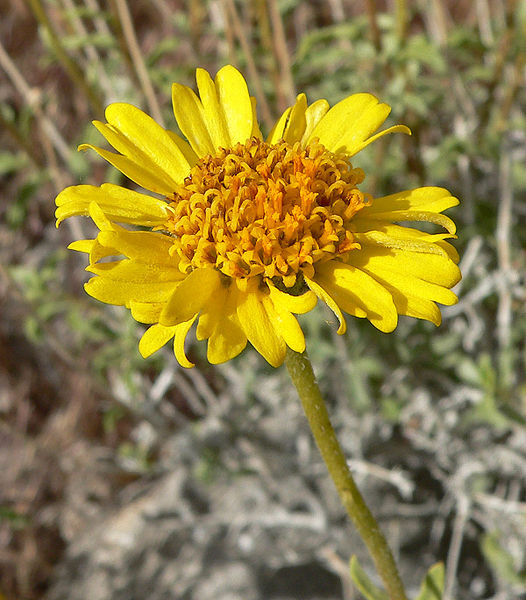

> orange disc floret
[164,137,368,286]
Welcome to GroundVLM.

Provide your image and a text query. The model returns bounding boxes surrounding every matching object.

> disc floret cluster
[164,137,367,286]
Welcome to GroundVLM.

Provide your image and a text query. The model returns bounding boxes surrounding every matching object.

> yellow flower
[56,66,461,368]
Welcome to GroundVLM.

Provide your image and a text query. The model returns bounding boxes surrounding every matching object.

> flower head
[56,66,461,367]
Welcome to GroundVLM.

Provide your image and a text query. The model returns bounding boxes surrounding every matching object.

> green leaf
[0,151,28,176]
[415,563,445,600]
[349,556,389,600]
[481,532,526,586]
[0,506,30,530]
[61,32,117,51]
[349,557,445,600]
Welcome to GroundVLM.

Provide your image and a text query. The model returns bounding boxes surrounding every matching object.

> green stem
[285,348,408,600]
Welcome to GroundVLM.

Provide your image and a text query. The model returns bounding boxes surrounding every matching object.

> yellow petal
[358,210,457,235]
[203,284,247,364]
[160,268,221,326]
[139,323,176,358]
[88,201,116,231]
[129,301,163,324]
[267,282,317,314]
[267,106,292,145]
[208,315,247,363]
[314,261,398,333]
[68,239,95,254]
[250,96,263,139]
[267,93,310,146]
[235,282,286,367]
[354,221,455,241]
[171,82,215,157]
[196,282,228,340]
[361,264,458,306]
[353,221,454,242]
[307,93,409,156]
[352,220,460,262]
[310,276,368,322]
[91,243,120,264]
[195,68,230,149]
[102,103,193,184]
[78,143,177,196]
[67,209,120,264]
[282,93,307,144]
[353,229,452,256]
[85,260,181,305]
[349,247,462,288]
[214,65,253,146]
[391,296,443,325]
[194,66,256,148]
[56,183,170,227]
[301,99,330,146]
[353,261,451,326]
[304,275,347,334]
[435,239,460,263]
[166,131,199,165]
[360,187,459,215]
[174,317,197,368]
[69,237,119,264]
[345,124,411,156]
[263,294,305,353]
[97,230,182,270]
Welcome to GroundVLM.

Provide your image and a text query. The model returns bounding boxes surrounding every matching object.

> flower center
[164,137,368,287]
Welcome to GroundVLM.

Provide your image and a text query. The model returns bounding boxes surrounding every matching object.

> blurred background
[1,1,525,599]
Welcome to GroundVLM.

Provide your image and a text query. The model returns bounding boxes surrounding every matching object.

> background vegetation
[1,1,525,599]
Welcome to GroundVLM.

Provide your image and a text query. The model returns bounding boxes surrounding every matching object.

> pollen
[164,137,368,286]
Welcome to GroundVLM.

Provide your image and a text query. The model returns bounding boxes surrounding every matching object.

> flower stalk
[285,347,408,600]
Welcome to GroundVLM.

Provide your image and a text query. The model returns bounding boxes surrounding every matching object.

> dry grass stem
[59,0,115,102]
[84,0,113,35]
[364,0,381,52]
[223,0,273,130]
[496,144,513,357]
[112,0,165,127]
[444,495,470,600]
[0,38,72,164]
[267,0,296,107]
[26,0,104,116]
